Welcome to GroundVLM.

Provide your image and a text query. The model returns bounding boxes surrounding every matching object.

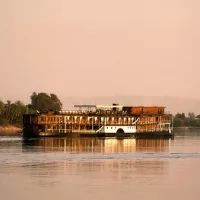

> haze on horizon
[0,0,200,108]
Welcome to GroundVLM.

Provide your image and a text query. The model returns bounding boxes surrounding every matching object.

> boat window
[41,117,46,122]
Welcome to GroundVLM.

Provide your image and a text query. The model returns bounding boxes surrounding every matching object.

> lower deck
[23,124,173,139]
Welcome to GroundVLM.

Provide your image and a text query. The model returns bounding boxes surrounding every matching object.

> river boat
[22,104,173,139]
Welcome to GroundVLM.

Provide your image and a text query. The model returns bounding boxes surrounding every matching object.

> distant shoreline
[174,127,200,129]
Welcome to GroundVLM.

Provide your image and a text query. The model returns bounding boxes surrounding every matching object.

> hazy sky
[0,0,200,104]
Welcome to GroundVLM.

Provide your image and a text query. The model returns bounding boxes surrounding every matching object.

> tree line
[0,100,26,126]
[0,92,62,126]
[173,112,200,127]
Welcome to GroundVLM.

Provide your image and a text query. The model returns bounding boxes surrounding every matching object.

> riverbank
[0,125,22,136]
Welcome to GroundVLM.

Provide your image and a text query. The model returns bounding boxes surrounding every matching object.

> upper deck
[23,104,167,117]
[57,104,166,116]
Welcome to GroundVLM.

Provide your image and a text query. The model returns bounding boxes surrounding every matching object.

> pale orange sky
[0,0,200,104]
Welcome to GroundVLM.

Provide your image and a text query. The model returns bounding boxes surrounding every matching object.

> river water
[1,132,200,200]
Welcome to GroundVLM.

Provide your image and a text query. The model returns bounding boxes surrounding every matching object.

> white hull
[97,125,137,134]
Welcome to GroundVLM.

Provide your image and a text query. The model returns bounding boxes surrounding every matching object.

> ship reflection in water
[22,137,170,153]
[20,137,170,183]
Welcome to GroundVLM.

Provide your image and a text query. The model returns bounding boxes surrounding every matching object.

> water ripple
[0,152,200,166]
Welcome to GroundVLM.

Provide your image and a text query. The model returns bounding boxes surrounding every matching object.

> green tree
[1,101,26,125]
[31,92,62,112]
[175,113,186,119]
[11,101,26,125]
[0,101,4,115]
[188,112,195,119]
[0,118,9,126]
[0,101,7,125]
[173,118,183,127]
[50,93,63,111]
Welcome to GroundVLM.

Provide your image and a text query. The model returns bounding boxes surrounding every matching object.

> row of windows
[40,117,137,123]
[41,117,61,122]
[46,125,67,129]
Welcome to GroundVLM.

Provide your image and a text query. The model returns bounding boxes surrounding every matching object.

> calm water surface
[1,133,200,200]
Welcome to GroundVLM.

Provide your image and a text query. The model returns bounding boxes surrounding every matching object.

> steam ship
[22,104,173,139]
